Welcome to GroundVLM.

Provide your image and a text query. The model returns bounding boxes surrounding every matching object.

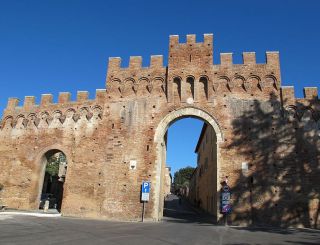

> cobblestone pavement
[0,195,319,245]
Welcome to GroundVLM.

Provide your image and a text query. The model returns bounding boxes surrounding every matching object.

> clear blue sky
[167,118,204,175]
[0,0,319,175]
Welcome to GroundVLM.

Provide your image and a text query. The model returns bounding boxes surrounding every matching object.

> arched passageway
[154,107,223,221]
[38,149,68,212]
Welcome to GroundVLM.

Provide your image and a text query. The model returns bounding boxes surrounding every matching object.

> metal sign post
[142,201,145,222]
[141,181,150,222]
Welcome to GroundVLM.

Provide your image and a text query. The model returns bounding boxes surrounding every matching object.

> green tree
[173,166,195,190]
[46,154,60,176]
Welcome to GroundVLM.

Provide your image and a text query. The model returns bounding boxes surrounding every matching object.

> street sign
[222,204,232,213]
[222,192,230,204]
[141,181,150,222]
[222,185,230,192]
[221,184,231,214]
[141,181,150,202]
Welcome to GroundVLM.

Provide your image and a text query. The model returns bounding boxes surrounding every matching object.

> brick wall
[0,34,319,228]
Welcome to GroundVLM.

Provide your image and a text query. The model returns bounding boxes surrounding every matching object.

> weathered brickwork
[0,34,319,228]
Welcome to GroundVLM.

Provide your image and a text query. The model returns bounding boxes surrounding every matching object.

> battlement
[168,34,213,68]
[108,55,164,72]
[106,54,166,97]
[169,33,213,46]
[281,86,319,106]
[5,89,107,112]
[219,51,279,66]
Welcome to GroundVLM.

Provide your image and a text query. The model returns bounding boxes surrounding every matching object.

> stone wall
[0,34,319,228]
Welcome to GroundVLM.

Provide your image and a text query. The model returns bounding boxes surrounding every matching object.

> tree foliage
[46,154,60,176]
[173,166,195,190]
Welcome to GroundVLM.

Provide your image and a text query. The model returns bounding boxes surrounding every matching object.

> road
[0,194,319,245]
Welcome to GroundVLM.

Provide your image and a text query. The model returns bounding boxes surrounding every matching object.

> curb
[0,211,61,217]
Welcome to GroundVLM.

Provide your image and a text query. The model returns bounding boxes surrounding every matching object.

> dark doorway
[39,150,67,212]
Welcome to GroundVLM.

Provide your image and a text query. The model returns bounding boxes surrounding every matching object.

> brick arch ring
[153,106,224,221]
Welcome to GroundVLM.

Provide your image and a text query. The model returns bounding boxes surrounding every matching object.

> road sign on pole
[221,184,231,214]
[141,181,150,202]
[221,183,231,226]
[141,181,150,222]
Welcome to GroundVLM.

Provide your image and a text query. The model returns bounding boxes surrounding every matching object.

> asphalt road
[0,195,319,245]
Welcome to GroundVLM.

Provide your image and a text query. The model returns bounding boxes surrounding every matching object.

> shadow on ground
[163,194,217,225]
[163,194,320,244]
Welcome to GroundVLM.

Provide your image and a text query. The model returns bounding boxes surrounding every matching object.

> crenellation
[77,91,89,102]
[203,33,213,45]
[281,86,319,108]
[129,56,142,69]
[150,55,163,68]
[168,34,213,68]
[169,35,179,46]
[186,34,196,44]
[6,97,20,111]
[23,96,35,110]
[58,92,71,104]
[41,94,53,106]
[108,57,121,71]
[0,33,319,228]
[220,53,233,66]
[96,89,107,102]
[242,52,256,65]
[266,51,280,66]
[281,86,295,105]
[303,87,318,99]
[3,91,106,117]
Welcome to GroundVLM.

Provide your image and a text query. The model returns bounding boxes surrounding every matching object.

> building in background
[189,123,217,215]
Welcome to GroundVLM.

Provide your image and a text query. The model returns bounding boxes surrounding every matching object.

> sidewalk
[0,208,61,217]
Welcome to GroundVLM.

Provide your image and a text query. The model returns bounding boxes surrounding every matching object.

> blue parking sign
[141,181,150,201]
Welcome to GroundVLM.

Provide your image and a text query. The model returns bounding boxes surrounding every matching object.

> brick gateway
[0,34,319,228]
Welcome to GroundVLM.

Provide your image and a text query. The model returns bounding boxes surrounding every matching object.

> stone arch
[152,77,165,96]
[214,76,229,92]
[265,74,279,90]
[232,75,245,92]
[246,75,260,91]
[2,116,13,130]
[124,77,136,96]
[284,105,297,122]
[27,113,39,129]
[79,107,92,121]
[49,110,64,128]
[35,145,71,212]
[138,77,150,96]
[65,108,76,121]
[38,112,50,128]
[92,105,103,120]
[110,78,122,95]
[15,114,27,129]
[153,107,223,221]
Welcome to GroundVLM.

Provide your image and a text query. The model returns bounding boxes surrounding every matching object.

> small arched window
[199,76,208,100]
